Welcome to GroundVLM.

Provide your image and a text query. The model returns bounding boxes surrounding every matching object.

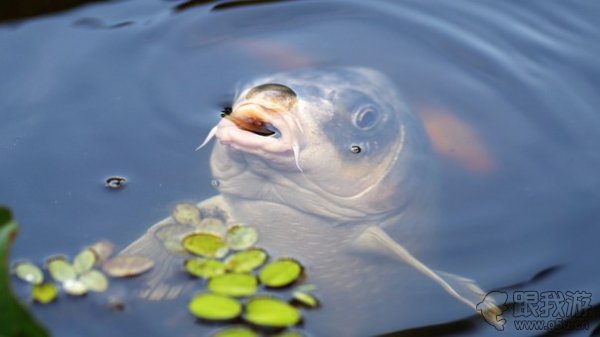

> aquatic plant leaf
[172,203,201,225]
[12,261,44,285]
[188,292,242,321]
[0,207,50,336]
[184,258,226,279]
[208,273,257,297]
[163,239,186,254]
[199,217,227,236]
[46,257,77,282]
[88,240,114,264]
[182,233,229,258]
[155,224,193,254]
[73,249,96,274]
[225,248,267,273]
[62,279,88,296]
[102,255,154,277]
[212,326,258,337]
[258,259,302,288]
[292,291,319,308]
[31,283,58,304]
[79,270,109,292]
[244,296,301,327]
[226,225,258,250]
[294,284,316,292]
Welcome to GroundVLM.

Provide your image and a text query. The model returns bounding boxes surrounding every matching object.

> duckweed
[188,292,242,321]
[208,273,258,297]
[258,259,303,288]
[244,296,301,327]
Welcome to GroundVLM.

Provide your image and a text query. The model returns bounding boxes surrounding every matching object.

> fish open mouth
[196,101,303,170]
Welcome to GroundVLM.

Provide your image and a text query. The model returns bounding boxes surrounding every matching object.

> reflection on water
[1,0,599,336]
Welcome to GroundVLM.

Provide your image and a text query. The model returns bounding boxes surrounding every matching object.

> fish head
[207,67,428,221]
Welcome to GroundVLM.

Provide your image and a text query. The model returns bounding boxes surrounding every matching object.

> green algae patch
[244,296,301,328]
[103,254,154,277]
[12,261,43,285]
[172,203,201,225]
[31,283,58,304]
[258,259,302,288]
[226,225,258,250]
[188,292,242,321]
[183,233,229,258]
[0,207,50,337]
[225,248,268,273]
[184,258,226,279]
[208,273,257,297]
[212,326,258,337]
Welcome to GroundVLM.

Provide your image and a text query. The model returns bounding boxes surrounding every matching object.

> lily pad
[88,240,114,264]
[292,291,319,308]
[199,218,227,236]
[244,296,301,327]
[31,283,58,304]
[184,258,226,279]
[46,257,77,283]
[258,259,302,288]
[212,326,258,337]
[225,248,268,273]
[80,270,109,292]
[102,255,154,277]
[226,225,258,250]
[172,203,201,225]
[73,249,96,274]
[13,261,44,285]
[62,279,88,296]
[188,292,242,321]
[182,233,229,258]
[208,273,257,297]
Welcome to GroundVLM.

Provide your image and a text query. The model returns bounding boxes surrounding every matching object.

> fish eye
[352,106,380,130]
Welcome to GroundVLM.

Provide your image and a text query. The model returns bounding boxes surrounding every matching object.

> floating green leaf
[226,225,258,250]
[208,273,257,297]
[12,261,44,285]
[244,296,301,327]
[225,248,267,273]
[188,293,242,321]
[258,259,302,288]
[172,203,201,225]
[212,326,258,337]
[102,255,154,277]
[198,218,227,236]
[63,279,88,296]
[80,270,109,292]
[73,249,96,274]
[184,258,226,279]
[0,207,50,336]
[88,240,114,264]
[292,291,319,308]
[31,283,58,304]
[182,233,229,258]
[47,257,76,282]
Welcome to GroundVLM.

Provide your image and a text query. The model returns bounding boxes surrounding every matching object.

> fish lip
[215,103,302,157]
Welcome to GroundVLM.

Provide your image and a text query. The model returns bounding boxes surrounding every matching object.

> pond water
[1,1,600,336]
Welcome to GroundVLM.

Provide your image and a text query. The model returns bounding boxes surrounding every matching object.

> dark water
[1,0,600,336]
